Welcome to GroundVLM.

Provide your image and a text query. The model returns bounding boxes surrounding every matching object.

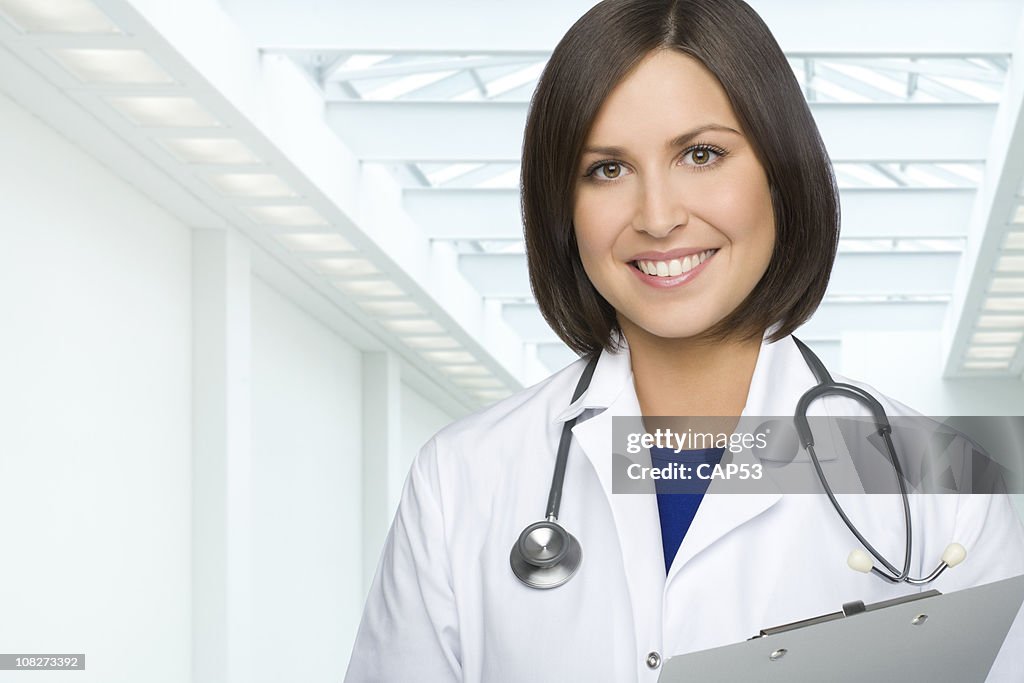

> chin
[632,319,717,341]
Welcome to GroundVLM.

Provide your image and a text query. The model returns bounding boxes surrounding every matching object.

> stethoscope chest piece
[509,520,582,589]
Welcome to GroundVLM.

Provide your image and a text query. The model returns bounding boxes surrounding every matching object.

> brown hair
[521,0,839,356]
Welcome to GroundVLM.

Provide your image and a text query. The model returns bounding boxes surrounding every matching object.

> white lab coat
[345,330,1024,682]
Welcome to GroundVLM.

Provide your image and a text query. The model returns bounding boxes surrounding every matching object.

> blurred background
[1,0,1024,681]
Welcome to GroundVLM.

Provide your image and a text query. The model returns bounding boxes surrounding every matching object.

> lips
[630,248,719,277]
[627,248,718,288]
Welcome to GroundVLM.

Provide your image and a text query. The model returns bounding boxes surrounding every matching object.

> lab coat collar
[557,323,797,660]
[552,322,792,425]
[550,329,633,425]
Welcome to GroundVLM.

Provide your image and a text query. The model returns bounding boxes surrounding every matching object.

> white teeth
[634,249,716,277]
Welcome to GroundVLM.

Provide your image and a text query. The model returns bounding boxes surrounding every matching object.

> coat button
[646,651,661,669]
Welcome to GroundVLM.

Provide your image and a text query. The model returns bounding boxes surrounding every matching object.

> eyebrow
[581,123,741,156]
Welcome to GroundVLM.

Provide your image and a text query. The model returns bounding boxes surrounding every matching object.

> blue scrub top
[650,446,726,573]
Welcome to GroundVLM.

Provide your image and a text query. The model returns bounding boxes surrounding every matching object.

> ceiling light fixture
[983,297,1024,312]
[990,278,1024,293]
[207,173,297,198]
[966,346,1016,360]
[277,233,355,252]
[48,48,174,84]
[106,96,222,127]
[241,205,327,226]
[963,360,1011,370]
[333,279,404,298]
[400,335,459,349]
[357,300,425,317]
[379,319,445,335]
[157,138,262,165]
[421,350,476,364]
[0,0,119,33]
[438,364,490,377]
[971,331,1024,345]
[308,258,377,277]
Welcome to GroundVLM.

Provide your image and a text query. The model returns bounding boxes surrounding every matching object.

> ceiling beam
[942,16,1024,377]
[328,101,996,163]
[230,0,1021,56]
[404,186,975,240]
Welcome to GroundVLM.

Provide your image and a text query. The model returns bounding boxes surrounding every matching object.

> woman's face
[573,49,776,343]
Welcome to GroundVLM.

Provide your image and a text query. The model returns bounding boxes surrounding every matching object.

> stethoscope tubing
[512,336,959,589]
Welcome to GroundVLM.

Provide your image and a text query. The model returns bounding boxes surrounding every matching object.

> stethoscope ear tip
[847,549,874,573]
[942,542,967,568]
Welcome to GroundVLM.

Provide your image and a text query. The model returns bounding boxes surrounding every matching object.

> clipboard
[659,574,1024,682]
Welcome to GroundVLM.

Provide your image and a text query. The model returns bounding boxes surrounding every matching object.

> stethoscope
[509,335,968,589]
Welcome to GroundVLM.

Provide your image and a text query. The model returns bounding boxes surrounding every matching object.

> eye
[592,161,629,180]
[682,144,727,168]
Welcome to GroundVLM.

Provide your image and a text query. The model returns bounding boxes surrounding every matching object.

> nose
[634,171,690,238]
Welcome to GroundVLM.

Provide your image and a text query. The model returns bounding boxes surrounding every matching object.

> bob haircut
[521,0,840,357]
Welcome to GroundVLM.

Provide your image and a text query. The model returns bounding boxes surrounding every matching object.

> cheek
[701,175,774,241]
[573,190,629,261]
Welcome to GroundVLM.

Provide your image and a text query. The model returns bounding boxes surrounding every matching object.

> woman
[345,0,1024,680]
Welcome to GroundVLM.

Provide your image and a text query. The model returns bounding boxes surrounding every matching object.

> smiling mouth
[630,249,719,277]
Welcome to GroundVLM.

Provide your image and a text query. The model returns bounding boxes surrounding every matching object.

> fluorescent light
[990,278,1024,293]
[966,346,1016,360]
[1005,231,1024,249]
[0,0,119,33]
[379,319,445,334]
[400,335,459,349]
[107,96,221,127]
[357,300,425,317]
[1014,206,1024,224]
[157,138,262,165]
[334,279,404,297]
[48,49,173,84]
[438,364,489,377]
[207,173,297,198]
[241,205,327,226]
[277,233,355,252]
[977,315,1024,328]
[309,258,377,277]
[971,331,1023,345]
[996,255,1024,272]
[421,350,476,364]
[963,361,1011,370]
[983,297,1024,312]
[451,376,504,389]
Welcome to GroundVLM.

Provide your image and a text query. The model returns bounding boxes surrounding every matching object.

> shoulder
[828,371,983,454]
[830,371,923,418]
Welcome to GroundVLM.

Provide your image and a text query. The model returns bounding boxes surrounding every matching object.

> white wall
[0,86,460,682]
[249,277,365,681]
[841,330,1024,415]
[400,381,458,476]
[0,91,192,681]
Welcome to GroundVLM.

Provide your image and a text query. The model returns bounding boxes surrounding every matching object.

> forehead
[585,49,741,143]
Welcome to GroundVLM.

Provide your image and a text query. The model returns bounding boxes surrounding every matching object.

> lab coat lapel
[554,332,824,638]
[665,332,804,581]
[567,347,666,657]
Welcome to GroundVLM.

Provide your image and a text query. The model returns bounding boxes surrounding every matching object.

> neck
[621,319,764,417]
